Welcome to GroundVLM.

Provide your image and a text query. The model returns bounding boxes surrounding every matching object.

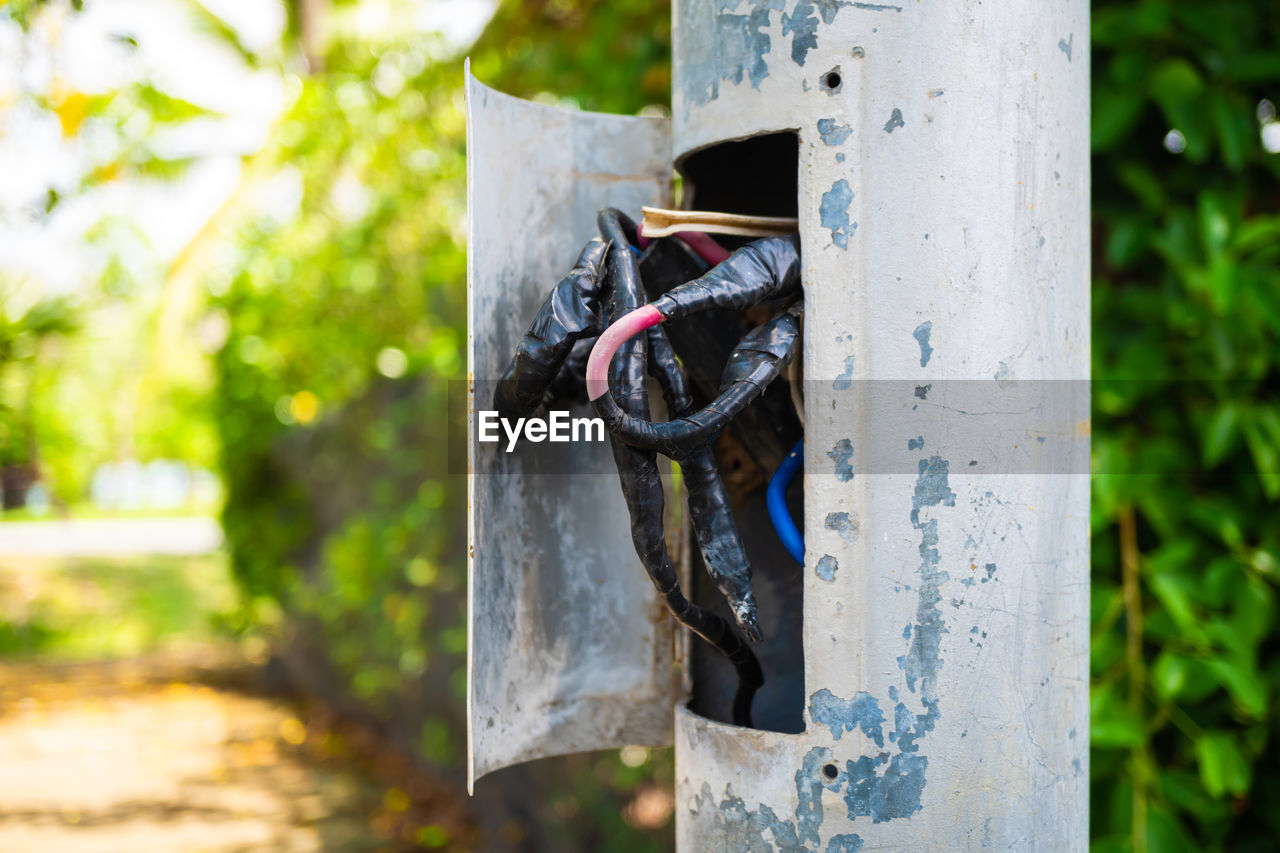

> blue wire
[767,439,804,564]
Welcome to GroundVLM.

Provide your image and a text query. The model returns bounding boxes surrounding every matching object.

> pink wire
[587,224,728,401]
[674,230,731,265]
[586,304,664,401]
[636,224,731,266]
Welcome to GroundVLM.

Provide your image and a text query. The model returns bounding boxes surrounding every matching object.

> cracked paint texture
[692,456,958,849]
[680,0,900,112]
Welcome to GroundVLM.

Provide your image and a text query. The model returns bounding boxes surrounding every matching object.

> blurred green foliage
[0,287,78,471]
[215,0,1280,849]
[212,1,674,848]
[8,0,1278,848]
[1091,2,1280,851]
[1,0,234,507]
[0,554,237,658]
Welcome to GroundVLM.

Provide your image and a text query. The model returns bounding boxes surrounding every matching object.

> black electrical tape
[640,238,802,475]
[597,208,763,726]
[493,238,608,420]
[593,305,801,454]
[644,321,761,643]
[602,209,761,641]
[649,234,802,320]
[544,336,595,407]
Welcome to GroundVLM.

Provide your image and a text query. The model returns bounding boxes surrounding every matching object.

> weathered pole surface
[465,71,679,789]
[671,2,1090,850]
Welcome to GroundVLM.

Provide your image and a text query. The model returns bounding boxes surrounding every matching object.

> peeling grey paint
[913,320,933,366]
[690,746,856,852]
[815,0,845,23]
[844,752,927,823]
[883,108,905,133]
[680,0,785,108]
[907,436,924,451]
[817,118,853,146]
[914,384,930,400]
[782,3,821,66]
[827,439,854,481]
[832,355,855,390]
[782,2,900,68]
[1058,33,1073,61]
[680,0,903,111]
[816,554,839,582]
[826,834,864,852]
[820,179,855,248]
[824,511,858,541]
[691,781,802,852]
[892,456,955,756]
[810,688,886,745]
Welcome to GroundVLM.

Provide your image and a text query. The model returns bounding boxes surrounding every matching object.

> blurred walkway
[0,653,396,852]
[0,518,222,557]
[0,542,474,851]
[0,651,476,852]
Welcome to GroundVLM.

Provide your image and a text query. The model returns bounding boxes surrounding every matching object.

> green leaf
[1229,576,1275,650]
[1115,162,1168,212]
[1091,692,1146,749]
[1092,88,1146,151]
[1150,58,1205,105]
[1146,805,1197,853]
[1201,403,1239,466]
[1197,193,1232,256]
[1210,91,1254,172]
[1231,216,1280,255]
[1152,651,1190,700]
[1206,655,1268,718]
[1194,731,1251,798]
[1147,572,1201,637]
[1243,419,1280,500]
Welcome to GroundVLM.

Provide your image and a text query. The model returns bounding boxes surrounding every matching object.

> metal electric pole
[468,1,1089,849]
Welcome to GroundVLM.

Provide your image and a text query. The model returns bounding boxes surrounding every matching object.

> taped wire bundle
[493,208,803,727]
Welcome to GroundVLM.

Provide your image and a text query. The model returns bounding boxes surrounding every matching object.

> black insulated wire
[490,210,792,728]
[595,209,762,725]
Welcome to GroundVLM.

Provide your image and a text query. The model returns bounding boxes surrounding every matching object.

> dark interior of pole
[678,131,804,732]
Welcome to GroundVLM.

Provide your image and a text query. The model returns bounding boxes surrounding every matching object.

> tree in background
[0,285,78,508]
[213,1,675,849]
[217,0,1280,849]
[1091,2,1280,851]
[0,0,275,508]
[5,0,1280,849]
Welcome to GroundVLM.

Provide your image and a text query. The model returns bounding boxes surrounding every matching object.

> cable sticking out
[767,440,805,565]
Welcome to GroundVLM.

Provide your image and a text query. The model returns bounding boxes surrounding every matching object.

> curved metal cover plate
[466,70,677,789]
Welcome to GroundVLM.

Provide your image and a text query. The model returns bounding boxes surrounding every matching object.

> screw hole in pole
[822,763,839,780]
